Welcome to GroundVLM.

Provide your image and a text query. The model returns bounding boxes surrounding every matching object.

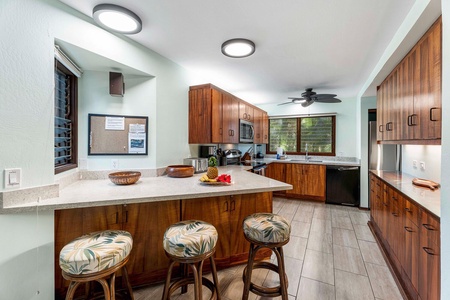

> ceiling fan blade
[312,94,337,99]
[315,98,342,103]
[277,101,294,106]
[301,100,314,107]
[288,97,306,100]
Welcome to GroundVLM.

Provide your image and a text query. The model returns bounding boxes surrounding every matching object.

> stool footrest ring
[168,277,218,299]
[242,261,289,297]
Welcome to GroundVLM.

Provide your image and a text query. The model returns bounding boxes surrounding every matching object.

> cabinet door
[301,164,326,200]
[239,101,253,122]
[122,201,180,284]
[82,205,123,232]
[229,194,256,259]
[262,112,269,144]
[285,164,303,196]
[418,210,440,300]
[376,84,385,141]
[402,217,419,294]
[253,108,263,144]
[266,163,287,196]
[222,93,239,143]
[181,197,231,265]
[211,88,223,143]
[189,88,212,144]
[401,52,416,140]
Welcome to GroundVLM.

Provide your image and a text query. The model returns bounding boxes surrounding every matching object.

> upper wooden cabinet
[377,17,441,144]
[239,101,254,122]
[189,84,268,144]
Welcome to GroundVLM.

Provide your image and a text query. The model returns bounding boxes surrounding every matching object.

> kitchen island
[33,166,292,298]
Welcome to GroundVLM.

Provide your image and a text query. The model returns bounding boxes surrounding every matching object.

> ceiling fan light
[93,4,142,34]
[221,39,255,58]
[292,99,303,104]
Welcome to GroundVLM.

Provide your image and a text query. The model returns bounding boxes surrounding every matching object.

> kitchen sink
[290,159,323,163]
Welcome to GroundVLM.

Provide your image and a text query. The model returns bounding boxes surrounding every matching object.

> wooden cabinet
[54,201,180,299]
[285,164,326,201]
[239,101,253,122]
[181,192,272,267]
[369,173,440,300]
[265,163,287,196]
[253,108,263,144]
[262,111,269,144]
[189,84,268,144]
[377,17,441,144]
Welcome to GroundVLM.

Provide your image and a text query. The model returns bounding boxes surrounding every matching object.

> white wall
[401,145,441,182]
[0,0,204,298]
[259,97,358,158]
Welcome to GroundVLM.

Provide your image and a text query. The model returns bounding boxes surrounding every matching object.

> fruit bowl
[109,171,141,185]
[166,165,195,178]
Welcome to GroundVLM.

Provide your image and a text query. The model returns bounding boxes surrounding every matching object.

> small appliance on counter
[199,145,217,158]
[225,149,241,165]
[183,157,208,173]
[256,144,264,159]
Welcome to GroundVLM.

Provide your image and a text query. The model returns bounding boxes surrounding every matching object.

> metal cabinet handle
[386,122,393,131]
[411,114,418,126]
[430,107,439,121]
[230,200,235,211]
[422,223,436,231]
[392,212,398,217]
[423,247,436,255]
[404,226,413,232]
[243,113,247,119]
[224,201,228,212]
[407,115,412,126]
[379,124,384,132]
[404,207,411,213]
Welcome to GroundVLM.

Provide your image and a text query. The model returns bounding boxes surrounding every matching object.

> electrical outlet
[4,168,21,189]
[420,161,426,171]
[413,160,417,168]
[112,159,119,170]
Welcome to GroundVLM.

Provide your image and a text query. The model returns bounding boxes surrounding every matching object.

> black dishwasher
[326,165,360,206]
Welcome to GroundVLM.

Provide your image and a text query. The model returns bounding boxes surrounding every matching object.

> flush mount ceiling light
[221,39,255,58]
[93,4,142,34]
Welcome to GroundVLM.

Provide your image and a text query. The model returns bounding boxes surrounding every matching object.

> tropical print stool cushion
[243,213,291,243]
[163,220,218,258]
[59,230,133,275]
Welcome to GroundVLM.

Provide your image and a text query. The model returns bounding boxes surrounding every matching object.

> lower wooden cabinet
[265,163,287,196]
[286,164,326,201]
[369,174,440,300]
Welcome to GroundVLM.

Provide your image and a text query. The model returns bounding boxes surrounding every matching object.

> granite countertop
[252,157,360,167]
[0,166,292,213]
[370,170,440,218]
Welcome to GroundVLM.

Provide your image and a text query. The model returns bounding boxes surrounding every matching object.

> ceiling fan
[279,88,342,107]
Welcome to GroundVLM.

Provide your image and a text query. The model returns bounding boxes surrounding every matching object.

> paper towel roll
[277,147,284,156]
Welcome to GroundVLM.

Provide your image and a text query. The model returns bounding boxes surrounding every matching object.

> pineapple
[207,156,219,179]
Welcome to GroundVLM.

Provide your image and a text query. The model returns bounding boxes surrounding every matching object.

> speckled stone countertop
[252,156,360,167]
[0,166,292,213]
[370,170,440,218]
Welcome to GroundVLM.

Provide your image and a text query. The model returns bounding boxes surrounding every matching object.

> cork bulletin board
[88,113,148,155]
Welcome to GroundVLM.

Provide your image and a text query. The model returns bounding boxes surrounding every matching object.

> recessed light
[93,4,142,34]
[221,39,255,58]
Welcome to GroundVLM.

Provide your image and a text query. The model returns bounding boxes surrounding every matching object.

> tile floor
[133,197,404,300]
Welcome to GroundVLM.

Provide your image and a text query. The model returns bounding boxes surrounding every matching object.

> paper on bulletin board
[105,117,125,130]
[129,123,145,133]
[129,133,146,153]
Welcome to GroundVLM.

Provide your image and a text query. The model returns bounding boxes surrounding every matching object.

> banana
[200,174,217,182]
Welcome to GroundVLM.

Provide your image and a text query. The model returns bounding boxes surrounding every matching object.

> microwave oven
[239,119,254,143]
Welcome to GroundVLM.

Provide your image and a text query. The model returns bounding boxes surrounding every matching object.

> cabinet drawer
[420,210,440,247]
[404,198,419,226]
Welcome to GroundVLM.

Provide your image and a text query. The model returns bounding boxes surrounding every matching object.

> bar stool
[59,230,134,300]
[162,220,221,300]
[242,213,291,300]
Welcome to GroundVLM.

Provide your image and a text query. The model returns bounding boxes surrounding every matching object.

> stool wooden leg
[273,247,288,300]
[65,281,82,300]
[210,256,221,300]
[109,272,116,300]
[162,260,176,300]
[97,277,111,300]
[189,263,200,300]
[242,243,257,300]
[122,265,135,300]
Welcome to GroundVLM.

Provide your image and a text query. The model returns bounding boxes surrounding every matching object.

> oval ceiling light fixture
[221,38,255,58]
[93,4,142,34]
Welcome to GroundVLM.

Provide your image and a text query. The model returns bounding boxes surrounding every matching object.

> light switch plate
[4,168,21,189]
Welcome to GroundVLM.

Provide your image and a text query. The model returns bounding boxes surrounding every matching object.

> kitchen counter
[370,170,440,217]
[0,165,292,213]
[251,157,360,167]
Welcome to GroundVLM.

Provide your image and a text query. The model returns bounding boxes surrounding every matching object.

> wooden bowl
[109,171,141,185]
[166,165,195,178]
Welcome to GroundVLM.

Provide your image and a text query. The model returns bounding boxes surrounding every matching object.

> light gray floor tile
[335,269,374,300]
[332,215,354,230]
[293,208,314,223]
[333,244,367,276]
[283,235,308,260]
[365,262,403,300]
[310,218,332,234]
[354,224,376,242]
[331,208,350,218]
[332,227,359,248]
[264,256,303,296]
[278,200,300,216]
[302,249,334,285]
[358,240,387,266]
[297,277,335,300]
[349,211,370,225]
[313,207,332,220]
[290,220,311,238]
[307,230,333,254]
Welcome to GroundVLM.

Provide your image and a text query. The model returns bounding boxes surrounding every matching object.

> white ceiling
[59,0,417,106]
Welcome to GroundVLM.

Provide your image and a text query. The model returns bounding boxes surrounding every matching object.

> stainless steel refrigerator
[368,121,400,171]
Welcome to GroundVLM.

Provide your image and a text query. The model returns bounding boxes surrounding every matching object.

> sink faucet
[305,143,310,161]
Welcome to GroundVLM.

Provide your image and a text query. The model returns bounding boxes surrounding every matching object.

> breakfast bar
[2,166,290,298]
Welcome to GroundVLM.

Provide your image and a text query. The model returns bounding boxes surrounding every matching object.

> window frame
[54,60,78,174]
[267,116,336,156]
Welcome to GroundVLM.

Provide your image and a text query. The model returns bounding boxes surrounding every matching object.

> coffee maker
[199,145,217,158]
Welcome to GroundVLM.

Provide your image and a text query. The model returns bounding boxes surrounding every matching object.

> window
[268,116,336,156]
[54,60,78,173]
